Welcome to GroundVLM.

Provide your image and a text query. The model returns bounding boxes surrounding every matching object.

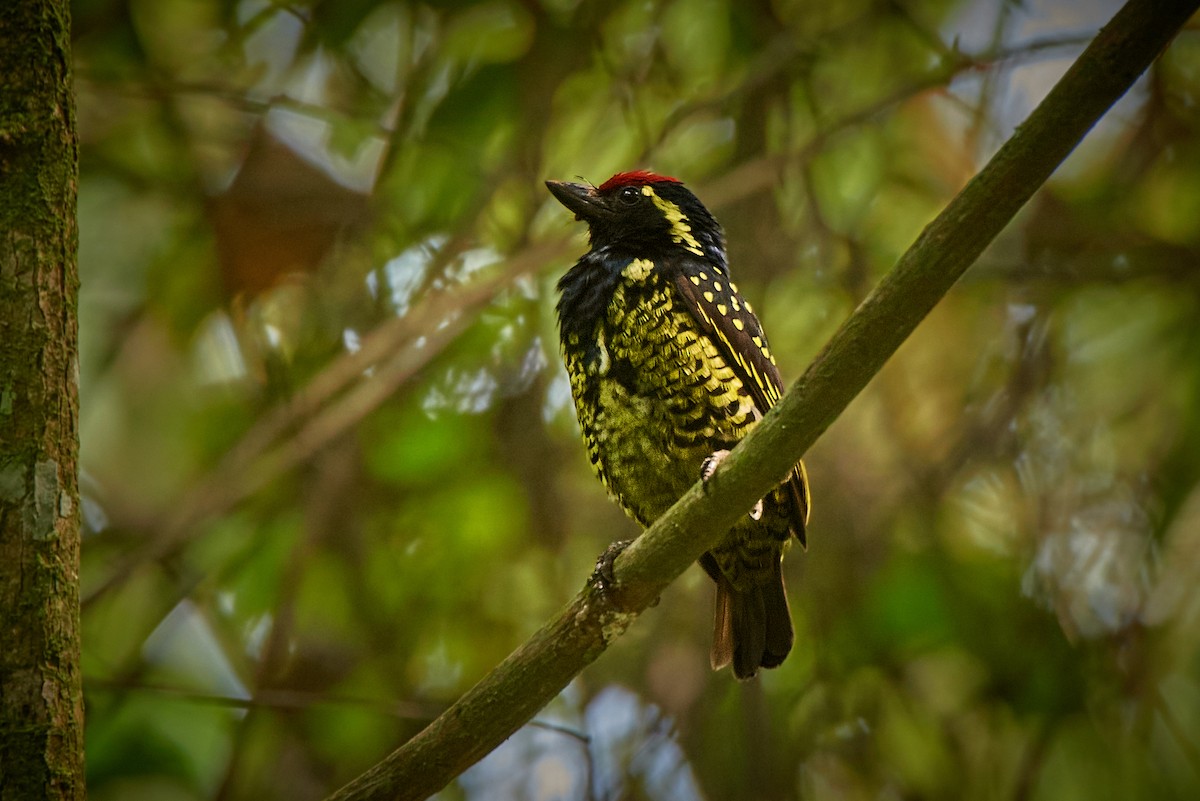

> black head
[546,171,726,265]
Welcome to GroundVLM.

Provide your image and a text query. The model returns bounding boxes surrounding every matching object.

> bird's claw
[591,539,634,590]
[700,449,730,482]
[701,449,764,520]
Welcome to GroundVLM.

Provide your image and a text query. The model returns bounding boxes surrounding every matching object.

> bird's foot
[591,539,634,590]
[700,449,730,482]
[701,449,763,520]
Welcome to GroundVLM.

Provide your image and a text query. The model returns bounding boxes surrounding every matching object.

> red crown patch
[598,170,682,192]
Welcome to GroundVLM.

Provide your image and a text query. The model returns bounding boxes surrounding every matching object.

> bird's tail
[709,559,793,680]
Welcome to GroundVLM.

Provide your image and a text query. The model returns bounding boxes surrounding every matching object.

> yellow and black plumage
[547,170,810,679]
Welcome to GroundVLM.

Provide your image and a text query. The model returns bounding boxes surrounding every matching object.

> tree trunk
[0,2,84,800]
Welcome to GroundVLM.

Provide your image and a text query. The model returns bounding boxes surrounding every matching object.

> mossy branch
[327,1,1198,798]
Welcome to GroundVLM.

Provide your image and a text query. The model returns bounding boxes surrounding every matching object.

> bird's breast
[561,271,759,525]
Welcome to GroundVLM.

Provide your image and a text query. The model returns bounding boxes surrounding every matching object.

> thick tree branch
[328,1,1199,798]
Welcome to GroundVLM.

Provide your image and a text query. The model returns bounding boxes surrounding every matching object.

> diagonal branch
[328,1,1199,799]
[81,238,571,607]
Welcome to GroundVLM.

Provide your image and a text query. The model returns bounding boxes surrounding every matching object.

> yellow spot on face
[733,318,744,331]
[717,304,727,315]
[703,291,714,302]
[622,258,654,281]
[690,275,700,285]
[642,187,703,254]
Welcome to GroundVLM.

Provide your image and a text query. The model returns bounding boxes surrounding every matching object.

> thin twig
[85,678,442,720]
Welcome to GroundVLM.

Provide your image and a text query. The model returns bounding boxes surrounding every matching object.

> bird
[547,170,810,679]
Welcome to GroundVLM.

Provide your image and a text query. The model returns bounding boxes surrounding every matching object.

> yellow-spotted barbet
[547,171,810,679]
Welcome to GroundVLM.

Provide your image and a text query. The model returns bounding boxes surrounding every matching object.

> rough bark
[324,0,1197,798]
[0,2,84,799]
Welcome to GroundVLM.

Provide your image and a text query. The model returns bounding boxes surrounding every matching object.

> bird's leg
[591,539,634,590]
[701,449,764,520]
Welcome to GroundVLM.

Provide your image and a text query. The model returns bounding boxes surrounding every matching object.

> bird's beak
[546,180,611,222]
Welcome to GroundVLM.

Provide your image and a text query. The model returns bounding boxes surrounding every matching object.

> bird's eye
[619,186,641,205]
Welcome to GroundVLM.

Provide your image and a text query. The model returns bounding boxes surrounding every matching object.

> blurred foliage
[71,0,1200,799]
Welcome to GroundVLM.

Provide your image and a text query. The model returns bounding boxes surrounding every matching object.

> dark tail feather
[760,560,794,669]
[709,561,794,679]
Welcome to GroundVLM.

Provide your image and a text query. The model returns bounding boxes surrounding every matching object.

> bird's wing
[673,258,810,544]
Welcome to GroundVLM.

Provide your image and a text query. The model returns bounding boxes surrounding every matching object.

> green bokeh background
[73,1,1200,799]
